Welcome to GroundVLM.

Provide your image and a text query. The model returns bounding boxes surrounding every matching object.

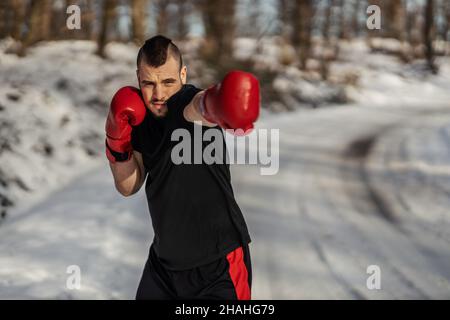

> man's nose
[152,85,165,102]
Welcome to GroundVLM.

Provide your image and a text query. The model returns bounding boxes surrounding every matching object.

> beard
[148,103,168,120]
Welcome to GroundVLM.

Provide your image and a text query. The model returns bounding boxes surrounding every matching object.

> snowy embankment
[0,39,138,220]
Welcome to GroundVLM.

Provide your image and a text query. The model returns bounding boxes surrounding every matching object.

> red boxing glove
[105,86,146,163]
[201,70,260,134]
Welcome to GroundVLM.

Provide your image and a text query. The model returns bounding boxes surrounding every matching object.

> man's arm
[183,90,216,127]
[109,151,146,197]
[105,86,147,196]
[184,71,260,133]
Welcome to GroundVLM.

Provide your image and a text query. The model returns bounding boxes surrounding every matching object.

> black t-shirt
[131,84,251,271]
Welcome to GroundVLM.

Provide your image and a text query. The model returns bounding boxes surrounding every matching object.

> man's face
[137,55,186,118]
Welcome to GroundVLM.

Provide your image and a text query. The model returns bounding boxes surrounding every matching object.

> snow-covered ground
[235,104,450,299]
[0,161,150,299]
[0,38,450,299]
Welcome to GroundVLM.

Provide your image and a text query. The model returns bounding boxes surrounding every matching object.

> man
[105,35,259,300]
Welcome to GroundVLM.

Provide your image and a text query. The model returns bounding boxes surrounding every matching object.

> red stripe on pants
[226,247,251,300]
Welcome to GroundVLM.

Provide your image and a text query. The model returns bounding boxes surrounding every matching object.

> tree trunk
[441,0,450,43]
[18,0,42,56]
[83,0,95,40]
[176,0,189,40]
[9,0,27,41]
[49,2,63,40]
[156,0,169,36]
[278,0,291,41]
[320,0,335,80]
[424,0,437,73]
[385,0,406,40]
[131,0,147,44]
[351,0,360,38]
[368,0,405,39]
[96,0,117,58]
[199,0,236,68]
[40,0,52,40]
[337,0,348,39]
[322,0,333,41]
[291,0,313,69]
[0,1,8,39]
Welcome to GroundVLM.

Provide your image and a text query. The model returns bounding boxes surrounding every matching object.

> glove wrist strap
[105,140,132,163]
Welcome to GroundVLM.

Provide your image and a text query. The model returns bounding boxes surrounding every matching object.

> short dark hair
[136,35,183,71]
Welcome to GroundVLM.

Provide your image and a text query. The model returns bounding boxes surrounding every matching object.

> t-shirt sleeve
[166,84,202,129]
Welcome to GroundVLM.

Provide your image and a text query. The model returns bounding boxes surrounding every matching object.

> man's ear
[180,66,187,85]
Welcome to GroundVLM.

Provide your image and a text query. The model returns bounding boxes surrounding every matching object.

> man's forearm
[109,155,142,196]
[184,90,216,127]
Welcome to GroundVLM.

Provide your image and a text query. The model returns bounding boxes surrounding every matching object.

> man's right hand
[105,86,146,163]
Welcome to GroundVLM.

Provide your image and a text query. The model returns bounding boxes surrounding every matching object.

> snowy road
[233,105,450,299]
[1,105,450,299]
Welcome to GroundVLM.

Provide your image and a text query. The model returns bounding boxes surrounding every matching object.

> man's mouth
[152,103,166,111]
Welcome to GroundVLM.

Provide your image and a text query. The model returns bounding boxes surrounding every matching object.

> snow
[337,39,450,107]
[1,37,450,299]
[0,39,139,219]
[237,104,450,299]
[0,162,151,299]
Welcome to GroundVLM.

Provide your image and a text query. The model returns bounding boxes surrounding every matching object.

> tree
[322,0,333,41]
[385,0,406,40]
[291,0,313,69]
[40,0,52,40]
[198,0,237,67]
[156,0,169,36]
[130,0,148,45]
[440,0,450,44]
[278,0,291,40]
[174,0,189,40]
[320,0,337,80]
[368,0,405,39]
[337,0,348,39]
[19,0,52,55]
[350,0,361,38]
[424,0,438,73]
[82,0,95,40]
[0,0,26,41]
[97,0,117,58]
